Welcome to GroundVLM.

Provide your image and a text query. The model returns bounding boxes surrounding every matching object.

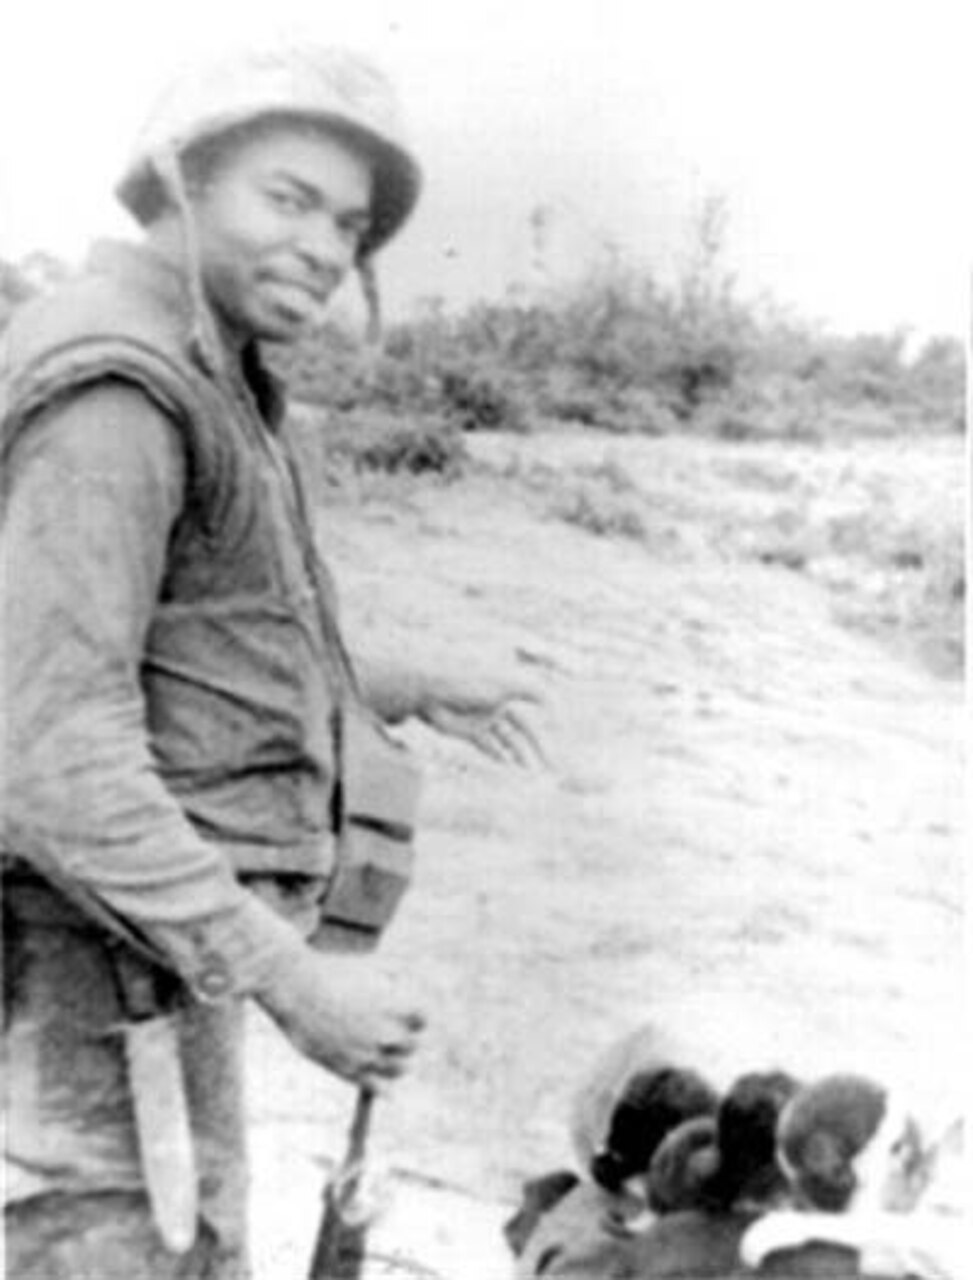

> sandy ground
[247,432,965,1278]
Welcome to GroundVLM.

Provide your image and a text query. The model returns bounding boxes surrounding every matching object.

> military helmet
[116,44,421,258]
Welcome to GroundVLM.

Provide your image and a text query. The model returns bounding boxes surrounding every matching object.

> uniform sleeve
[1,380,306,1000]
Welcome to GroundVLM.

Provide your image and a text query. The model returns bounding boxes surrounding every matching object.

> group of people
[504,1026,964,1279]
[1,32,962,1280]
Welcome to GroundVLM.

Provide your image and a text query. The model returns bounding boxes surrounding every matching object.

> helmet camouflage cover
[116,44,421,258]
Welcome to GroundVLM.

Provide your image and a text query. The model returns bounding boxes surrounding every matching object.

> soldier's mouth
[258,277,328,321]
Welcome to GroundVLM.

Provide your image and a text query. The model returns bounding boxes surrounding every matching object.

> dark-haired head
[647,1115,720,1213]
[703,1070,801,1211]
[653,1070,800,1214]
[777,1073,903,1213]
[590,1066,720,1193]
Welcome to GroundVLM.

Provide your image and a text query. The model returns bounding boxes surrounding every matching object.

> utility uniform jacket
[0,240,374,997]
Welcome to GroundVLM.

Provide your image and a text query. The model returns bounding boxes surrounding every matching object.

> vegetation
[2,217,963,450]
[265,198,963,447]
[0,208,963,676]
[0,259,33,329]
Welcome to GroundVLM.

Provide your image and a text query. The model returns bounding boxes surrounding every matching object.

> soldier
[1,44,542,1279]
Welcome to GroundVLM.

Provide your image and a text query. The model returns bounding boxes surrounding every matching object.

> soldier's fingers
[471,726,510,762]
[488,717,534,767]
[495,709,550,769]
[504,699,549,745]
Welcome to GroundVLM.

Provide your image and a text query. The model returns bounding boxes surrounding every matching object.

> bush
[546,460,648,539]
[348,414,469,476]
[287,406,468,488]
[438,365,530,432]
[537,374,679,435]
[270,221,963,443]
[0,260,32,329]
[550,484,646,539]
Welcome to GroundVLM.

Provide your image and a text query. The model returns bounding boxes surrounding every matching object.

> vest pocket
[145,599,336,845]
[312,705,422,952]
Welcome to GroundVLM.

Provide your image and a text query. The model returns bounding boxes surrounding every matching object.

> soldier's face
[190,123,373,344]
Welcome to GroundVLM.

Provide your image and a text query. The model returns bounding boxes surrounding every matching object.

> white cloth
[741,1208,965,1280]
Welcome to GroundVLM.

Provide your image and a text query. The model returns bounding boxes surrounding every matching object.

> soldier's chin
[257,299,322,344]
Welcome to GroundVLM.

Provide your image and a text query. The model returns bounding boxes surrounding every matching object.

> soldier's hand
[416,661,551,770]
[257,949,426,1091]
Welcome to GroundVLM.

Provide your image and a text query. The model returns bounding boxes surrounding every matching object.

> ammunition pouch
[311,705,422,952]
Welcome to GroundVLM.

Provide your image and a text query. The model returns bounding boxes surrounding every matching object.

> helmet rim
[115,47,422,257]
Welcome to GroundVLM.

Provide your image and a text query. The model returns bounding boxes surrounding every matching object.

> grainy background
[246,429,964,1277]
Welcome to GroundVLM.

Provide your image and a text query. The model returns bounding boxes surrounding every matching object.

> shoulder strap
[278,442,363,703]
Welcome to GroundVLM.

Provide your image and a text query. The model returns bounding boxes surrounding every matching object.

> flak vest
[0,242,419,950]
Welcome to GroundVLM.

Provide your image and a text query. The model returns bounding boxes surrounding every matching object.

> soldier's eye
[266,186,306,214]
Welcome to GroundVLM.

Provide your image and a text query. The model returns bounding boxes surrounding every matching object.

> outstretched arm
[356,646,549,768]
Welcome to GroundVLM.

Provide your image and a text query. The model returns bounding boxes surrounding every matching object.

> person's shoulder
[750,1239,864,1278]
[625,1209,756,1277]
[2,246,217,464]
[516,1182,626,1278]
[3,244,191,379]
[2,376,186,512]
[37,377,181,435]
[505,1170,582,1257]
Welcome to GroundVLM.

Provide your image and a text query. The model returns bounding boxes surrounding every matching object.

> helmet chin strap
[357,255,382,346]
[153,146,229,379]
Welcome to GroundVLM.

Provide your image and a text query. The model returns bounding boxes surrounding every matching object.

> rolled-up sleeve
[0,380,305,999]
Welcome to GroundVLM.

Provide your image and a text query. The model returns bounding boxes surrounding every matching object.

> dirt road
[247,432,964,1278]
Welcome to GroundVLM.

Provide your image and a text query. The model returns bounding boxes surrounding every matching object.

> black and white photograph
[1,2,967,1277]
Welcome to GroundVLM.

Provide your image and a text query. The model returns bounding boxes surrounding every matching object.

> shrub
[0,260,32,329]
[349,414,469,476]
[537,375,679,435]
[270,213,963,442]
[288,407,468,486]
[438,365,530,432]
[551,485,647,540]
[546,462,648,539]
